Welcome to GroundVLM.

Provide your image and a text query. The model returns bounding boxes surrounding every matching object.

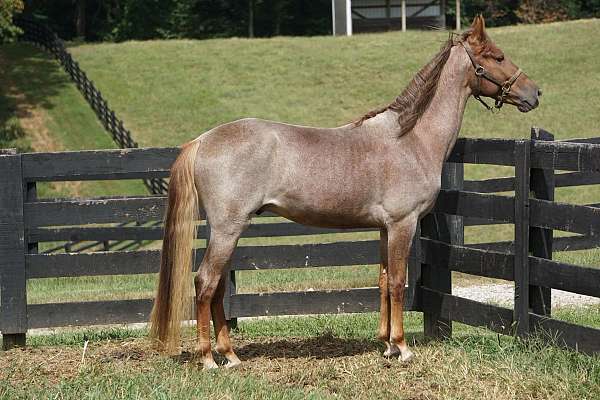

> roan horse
[149,15,541,369]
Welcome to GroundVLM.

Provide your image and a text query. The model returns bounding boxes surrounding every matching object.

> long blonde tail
[149,139,201,354]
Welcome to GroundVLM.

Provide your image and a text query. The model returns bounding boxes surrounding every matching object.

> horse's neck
[411,46,472,169]
[356,46,472,169]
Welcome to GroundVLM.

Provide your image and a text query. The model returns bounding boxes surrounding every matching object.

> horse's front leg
[386,217,417,362]
[378,229,400,357]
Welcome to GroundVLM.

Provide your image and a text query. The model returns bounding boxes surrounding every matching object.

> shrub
[0,0,24,43]
[0,119,32,153]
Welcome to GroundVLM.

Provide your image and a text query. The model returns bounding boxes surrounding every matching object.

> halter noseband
[460,41,523,111]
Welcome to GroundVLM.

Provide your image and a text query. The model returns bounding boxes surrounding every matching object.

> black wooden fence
[1,129,599,353]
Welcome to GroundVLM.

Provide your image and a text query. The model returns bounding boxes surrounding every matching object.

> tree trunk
[75,0,86,38]
[249,0,255,38]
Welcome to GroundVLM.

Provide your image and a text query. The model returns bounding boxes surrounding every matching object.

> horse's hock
[1,127,600,354]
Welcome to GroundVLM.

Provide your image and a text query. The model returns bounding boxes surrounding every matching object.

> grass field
[1,20,600,174]
[1,20,598,290]
[1,20,600,399]
[2,312,600,399]
[2,19,599,198]
[1,18,598,307]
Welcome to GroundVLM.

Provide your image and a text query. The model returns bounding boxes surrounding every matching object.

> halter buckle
[475,66,486,76]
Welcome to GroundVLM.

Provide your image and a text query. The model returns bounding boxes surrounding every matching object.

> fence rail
[1,129,600,353]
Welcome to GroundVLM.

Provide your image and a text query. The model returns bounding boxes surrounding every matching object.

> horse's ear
[469,14,487,44]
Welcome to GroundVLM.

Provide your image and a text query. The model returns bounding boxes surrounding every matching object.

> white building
[332,0,457,36]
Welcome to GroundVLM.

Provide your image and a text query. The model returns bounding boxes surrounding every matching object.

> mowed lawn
[66,19,600,147]
[1,19,599,200]
[1,19,600,400]
[2,312,600,399]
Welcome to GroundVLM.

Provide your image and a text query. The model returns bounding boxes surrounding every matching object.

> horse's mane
[355,32,471,137]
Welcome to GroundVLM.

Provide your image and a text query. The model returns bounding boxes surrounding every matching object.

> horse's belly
[261,197,381,229]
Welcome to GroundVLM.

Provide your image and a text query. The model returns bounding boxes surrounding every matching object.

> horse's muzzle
[518,88,541,113]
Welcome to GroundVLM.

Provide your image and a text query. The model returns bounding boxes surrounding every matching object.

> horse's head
[462,15,541,112]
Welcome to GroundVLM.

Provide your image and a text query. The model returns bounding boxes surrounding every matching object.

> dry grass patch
[2,326,598,400]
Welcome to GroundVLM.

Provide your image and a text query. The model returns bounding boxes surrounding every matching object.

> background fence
[15,17,167,196]
[15,17,169,255]
[1,128,599,353]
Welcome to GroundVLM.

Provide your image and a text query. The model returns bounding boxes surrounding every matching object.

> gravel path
[454,283,600,307]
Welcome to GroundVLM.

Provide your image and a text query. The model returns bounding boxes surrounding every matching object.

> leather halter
[460,41,523,111]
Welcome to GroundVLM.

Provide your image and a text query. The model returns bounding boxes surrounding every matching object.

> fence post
[529,127,554,317]
[220,220,238,330]
[422,162,464,339]
[408,222,422,312]
[226,270,238,330]
[513,140,531,336]
[0,150,27,349]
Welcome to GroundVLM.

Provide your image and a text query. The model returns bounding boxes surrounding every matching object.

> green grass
[2,312,599,399]
[63,19,600,148]
[2,19,598,199]
[0,44,146,198]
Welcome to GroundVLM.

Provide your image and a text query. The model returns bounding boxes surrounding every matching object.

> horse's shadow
[174,332,427,363]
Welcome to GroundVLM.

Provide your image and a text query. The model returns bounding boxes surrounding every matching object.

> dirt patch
[0,338,156,387]
[455,283,600,307]
[0,335,409,397]
[0,51,60,153]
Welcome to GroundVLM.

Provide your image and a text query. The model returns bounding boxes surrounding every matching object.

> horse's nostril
[538,88,543,97]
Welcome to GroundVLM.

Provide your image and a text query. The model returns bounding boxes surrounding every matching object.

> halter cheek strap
[460,41,523,111]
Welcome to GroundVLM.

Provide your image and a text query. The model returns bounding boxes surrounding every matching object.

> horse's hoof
[225,360,242,369]
[399,349,414,363]
[203,360,219,370]
[383,345,401,358]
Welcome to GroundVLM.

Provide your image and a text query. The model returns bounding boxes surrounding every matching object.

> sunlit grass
[2,311,598,399]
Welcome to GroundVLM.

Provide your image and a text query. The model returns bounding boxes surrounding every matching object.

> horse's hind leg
[211,274,241,368]
[194,228,244,369]
[378,229,400,357]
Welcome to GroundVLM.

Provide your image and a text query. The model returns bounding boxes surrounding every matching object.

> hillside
[62,19,600,145]
[1,19,600,193]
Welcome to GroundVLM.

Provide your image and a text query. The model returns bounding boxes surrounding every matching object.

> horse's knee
[194,274,219,303]
[211,294,223,306]
[388,279,406,301]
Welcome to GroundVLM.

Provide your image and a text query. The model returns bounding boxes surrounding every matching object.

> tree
[74,0,86,38]
[0,0,24,43]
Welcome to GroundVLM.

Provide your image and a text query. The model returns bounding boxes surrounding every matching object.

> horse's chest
[384,168,442,217]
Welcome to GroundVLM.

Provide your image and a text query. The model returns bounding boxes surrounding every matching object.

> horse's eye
[496,56,505,63]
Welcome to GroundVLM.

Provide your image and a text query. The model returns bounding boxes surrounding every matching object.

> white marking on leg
[383,342,401,357]
[398,344,414,362]
[225,352,242,369]
[203,359,219,370]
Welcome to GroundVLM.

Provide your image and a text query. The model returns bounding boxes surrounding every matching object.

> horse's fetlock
[215,343,232,355]
[196,341,211,356]
[390,334,405,346]
[377,332,389,342]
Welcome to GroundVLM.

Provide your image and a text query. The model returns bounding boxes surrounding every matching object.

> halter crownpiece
[459,41,523,112]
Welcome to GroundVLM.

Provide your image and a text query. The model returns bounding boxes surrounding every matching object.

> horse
[149,15,541,369]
